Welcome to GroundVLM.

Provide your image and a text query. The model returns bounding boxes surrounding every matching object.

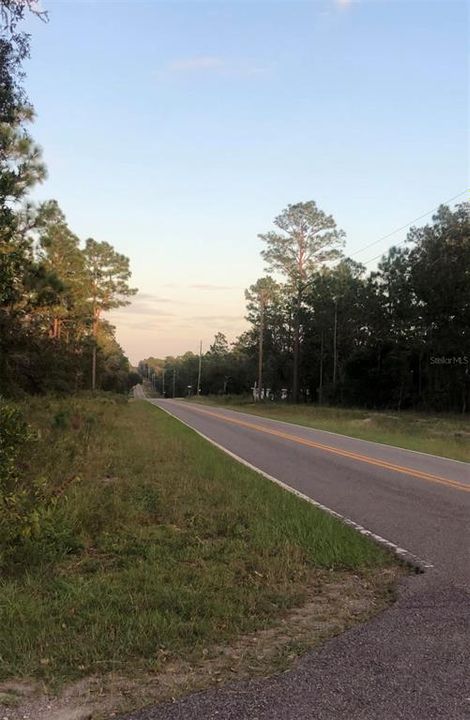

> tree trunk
[91,344,96,391]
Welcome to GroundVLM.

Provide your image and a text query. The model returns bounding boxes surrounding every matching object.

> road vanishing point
[126,392,470,720]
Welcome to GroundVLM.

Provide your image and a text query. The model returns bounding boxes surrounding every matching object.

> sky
[23,0,468,365]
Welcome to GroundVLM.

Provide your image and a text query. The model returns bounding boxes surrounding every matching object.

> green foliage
[0,394,132,571]
[0,397,44,564]
[0,397,393,683]
[84,238,137,314]
[0,397,29,486]
[258,201,345,400]
[0,394,88,570]
[141,202,469,413]
[259,201,345,287]
[0,5,137,398]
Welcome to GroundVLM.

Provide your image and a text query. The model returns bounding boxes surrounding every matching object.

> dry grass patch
[0,567,402,720]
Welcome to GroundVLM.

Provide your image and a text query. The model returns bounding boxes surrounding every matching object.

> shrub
[0,398,44,566]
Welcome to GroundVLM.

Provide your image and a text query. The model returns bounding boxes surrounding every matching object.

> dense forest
[0,1,138,396]
[139,199,470,413]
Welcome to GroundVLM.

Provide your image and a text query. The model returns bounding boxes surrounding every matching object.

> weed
[0,396,395,686]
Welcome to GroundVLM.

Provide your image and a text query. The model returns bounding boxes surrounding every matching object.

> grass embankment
[188,396,470,462]
[0,395,399,717]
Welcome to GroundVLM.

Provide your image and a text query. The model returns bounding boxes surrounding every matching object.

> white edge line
[185,401,469,467]
[143,394,434,573]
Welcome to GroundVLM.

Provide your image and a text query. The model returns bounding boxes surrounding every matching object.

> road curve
[124,395,470,720]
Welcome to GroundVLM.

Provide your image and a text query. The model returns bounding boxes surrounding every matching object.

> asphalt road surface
[123,395,470,720]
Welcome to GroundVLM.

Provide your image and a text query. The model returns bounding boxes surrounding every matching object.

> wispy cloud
[187,314,244,326]
[136,292,173,303]
[115,306,176,318]
[164,56,269,78]
[189,283,237,291]
[114,292,188,312]
[107,293,179,327]
[168,56,225,73]
[116,319,168,331]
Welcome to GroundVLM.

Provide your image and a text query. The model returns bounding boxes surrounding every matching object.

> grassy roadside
[186,396,470,462]
[0,395,401,718]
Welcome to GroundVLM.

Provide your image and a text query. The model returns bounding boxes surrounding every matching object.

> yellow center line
[180,404,470,494]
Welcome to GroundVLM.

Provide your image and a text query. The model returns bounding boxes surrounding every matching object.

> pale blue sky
[24,0,468,363]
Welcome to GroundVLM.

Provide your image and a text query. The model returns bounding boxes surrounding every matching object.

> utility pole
[172,368,176,398]
[197,341,202,395]
[333,297,338,386]
[319,330,324,404]
[292,289,300,403]
[91,306,99,391]
[258,301,264,400]
[162,368,165,397]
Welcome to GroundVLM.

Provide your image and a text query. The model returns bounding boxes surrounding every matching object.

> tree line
[140,199,469,413]
[0,2,138,396]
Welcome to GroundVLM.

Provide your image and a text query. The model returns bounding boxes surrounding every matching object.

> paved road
[124,396,470,720]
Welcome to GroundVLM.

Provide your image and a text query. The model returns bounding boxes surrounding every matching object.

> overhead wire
[349,189,468,265]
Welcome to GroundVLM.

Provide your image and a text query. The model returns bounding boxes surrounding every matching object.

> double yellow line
[184,404,470,494]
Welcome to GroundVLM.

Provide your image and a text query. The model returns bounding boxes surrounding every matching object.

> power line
[363,241,408,266]
[350,189,468,263]
[361,190,469,266]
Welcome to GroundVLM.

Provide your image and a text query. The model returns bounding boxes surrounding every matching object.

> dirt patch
[100,476,119,485]
[0,566,404,720]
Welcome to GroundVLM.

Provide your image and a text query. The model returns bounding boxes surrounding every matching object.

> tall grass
[0,396,392,684]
